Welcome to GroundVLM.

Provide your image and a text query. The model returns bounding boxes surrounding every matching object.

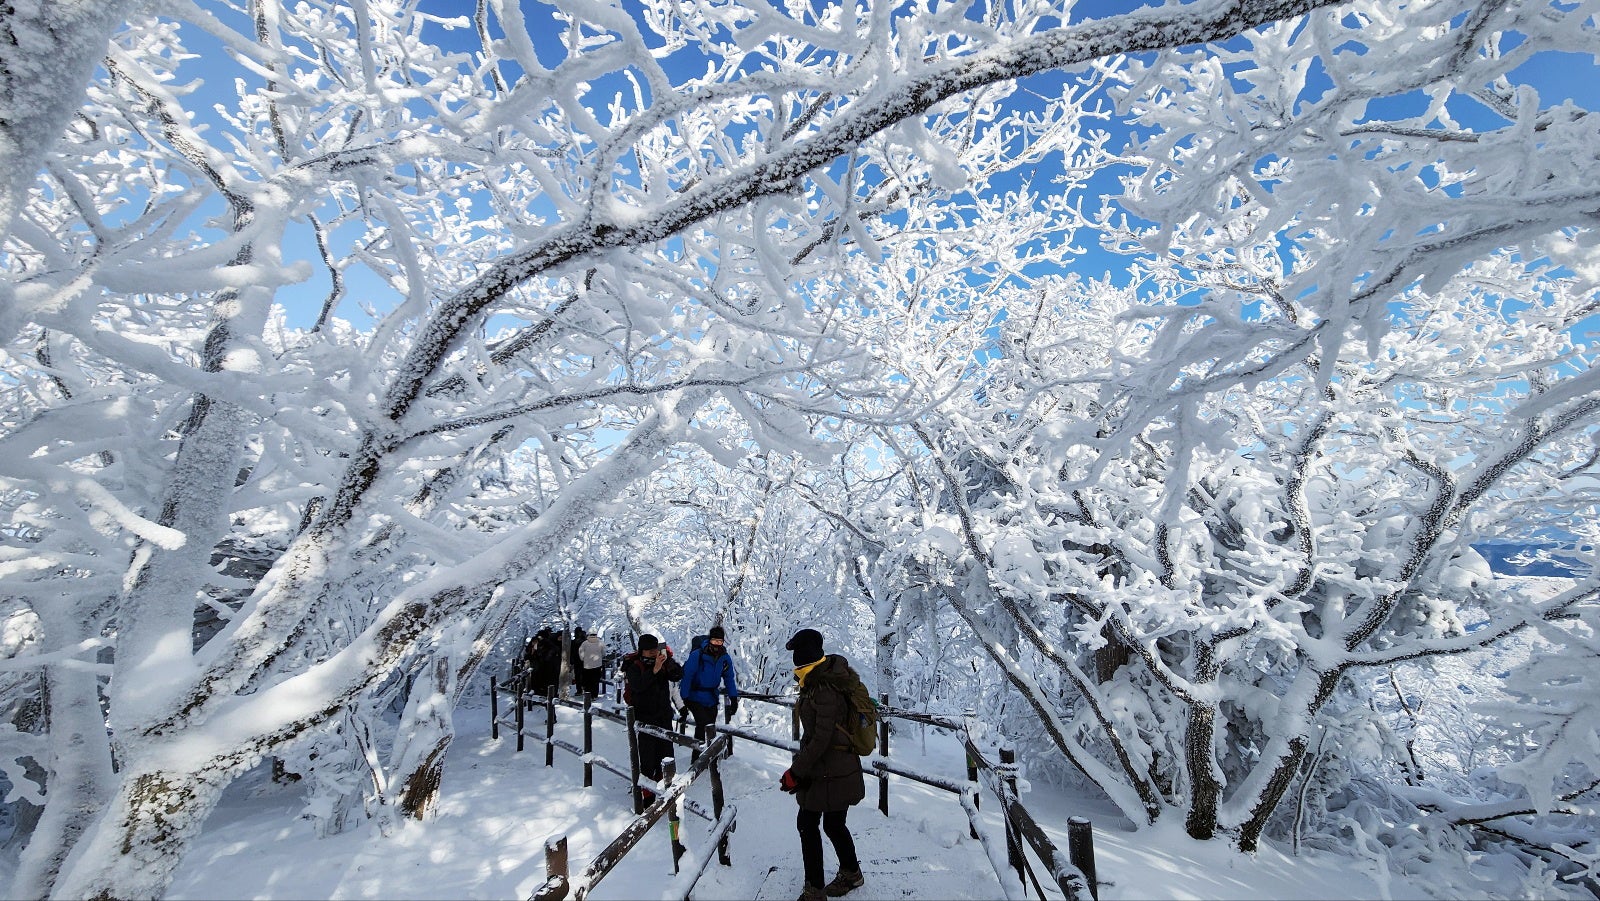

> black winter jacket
[623,653,683,727]
[791,654,867,813]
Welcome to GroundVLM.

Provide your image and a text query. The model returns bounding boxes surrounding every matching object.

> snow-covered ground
[164,694,1430,901]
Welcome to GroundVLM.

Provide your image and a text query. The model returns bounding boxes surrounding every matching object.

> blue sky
[143,0,1600,337]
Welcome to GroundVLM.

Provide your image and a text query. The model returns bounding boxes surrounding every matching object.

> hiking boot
[824,869,864,896]
[796,884,827,901]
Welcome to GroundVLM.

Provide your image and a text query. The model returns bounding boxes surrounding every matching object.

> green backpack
[834,672,879,756]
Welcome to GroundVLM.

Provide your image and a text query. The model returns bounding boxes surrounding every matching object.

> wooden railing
[532,732,736,901]
[493,680,735,901]
[965,740,1097,901]
[489,677,1098,901]
[733,690,1097,901]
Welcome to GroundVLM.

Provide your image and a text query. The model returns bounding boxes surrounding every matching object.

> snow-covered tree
[899,251,1597,844]
[870,0,1600,851]
[5,0,1382,895]
[6,0,1596,895]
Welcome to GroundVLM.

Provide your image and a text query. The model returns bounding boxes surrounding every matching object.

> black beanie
[708,625,726,640]
[637,633,659,651]
[786,628,824,666]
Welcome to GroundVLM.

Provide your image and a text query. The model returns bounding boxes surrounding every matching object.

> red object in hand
[780,769,799,793]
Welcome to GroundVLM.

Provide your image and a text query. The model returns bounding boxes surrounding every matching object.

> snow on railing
[737,690,1098,901]
[528,728,734,901]
[492,677,1097,901]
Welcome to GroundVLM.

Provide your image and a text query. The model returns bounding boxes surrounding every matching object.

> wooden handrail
[495,671,1094,901]
[740,690,968,730]
[965,738,1094,901]
[530,733,733,901]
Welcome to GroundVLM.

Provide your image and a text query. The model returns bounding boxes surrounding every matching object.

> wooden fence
[725,691,1095,901]
[493,678,735,901]
[533,733,736,901]
[489,677,1097,901]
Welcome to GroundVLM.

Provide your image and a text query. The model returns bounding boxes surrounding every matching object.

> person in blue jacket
[679,625,740,751]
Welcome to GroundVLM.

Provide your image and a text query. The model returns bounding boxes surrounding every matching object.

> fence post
[965,735,980,840]
[516,683,526,753]
[546,686,557,768]
[490,676,499,741]
[583,692,595,788]
[998,746,1024,887]
[1069,817,1098,901]
[708,726,731,866]
[663,758,685,874]
[877,692,890,816]
[531,833,570,901]
[627,707,644,814]
[965,746,980,842]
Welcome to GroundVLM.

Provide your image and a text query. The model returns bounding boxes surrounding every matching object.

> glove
[725,697,739,717]
[780,769,799,794]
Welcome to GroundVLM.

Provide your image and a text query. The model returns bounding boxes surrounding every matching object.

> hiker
[679,625,740,750]
[577,630,605,699]
[623,633,683,806]
[520,632,545,695]
[534,628,562,698]
[557,627,580,698]
[521,628,555,697]
[780,628,866,901]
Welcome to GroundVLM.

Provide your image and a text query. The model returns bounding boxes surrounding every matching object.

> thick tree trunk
[2,671,47,854]
[1227,670,1341,851]
[9,666,114,900]
[853,553,898,707]
[1093,622,1132,685]
[51,765,234,901]
[1183,704,1220,840]
[1235,735,1309,852]
[0,1,133,347]
[396,747,448,821]
[0,1,129,243]
[114,395,253,727]
[390,597,520,822]
[392,656,456,821]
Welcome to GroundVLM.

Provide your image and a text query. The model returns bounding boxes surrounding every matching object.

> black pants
[576,667,602,699]
[686,701,717,739]
[686,702,716,761]
[798,807,858,889]
[637,726,674,783]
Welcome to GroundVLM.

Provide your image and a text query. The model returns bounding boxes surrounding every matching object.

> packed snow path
[486,696,1059,900]
[160,692,1431,901]
[167,698,1071,900]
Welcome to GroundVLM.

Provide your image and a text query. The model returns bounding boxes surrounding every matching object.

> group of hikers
[517,626,607,700]
[614,625,868,901]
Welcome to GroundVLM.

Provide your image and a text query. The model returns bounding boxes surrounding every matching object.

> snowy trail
[167,701,1024,901]
[166,697,1428,900]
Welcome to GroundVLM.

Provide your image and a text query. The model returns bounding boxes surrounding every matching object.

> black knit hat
[785,628,824,657]
[708,625,726,641]
[637,633,660,651]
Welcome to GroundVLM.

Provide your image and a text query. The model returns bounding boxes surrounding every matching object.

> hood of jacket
[800,654,856,692]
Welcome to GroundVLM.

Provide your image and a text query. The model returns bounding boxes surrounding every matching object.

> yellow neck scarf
[794,658,824,687]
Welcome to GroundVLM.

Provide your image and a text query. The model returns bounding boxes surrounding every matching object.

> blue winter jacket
[679,646,739,707]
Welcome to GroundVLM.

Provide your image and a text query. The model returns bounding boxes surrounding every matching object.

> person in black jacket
[623,633,683,804]
[781,628,866,901]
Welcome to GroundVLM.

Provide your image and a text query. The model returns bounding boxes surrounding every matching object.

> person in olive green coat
[780,629,866,901]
